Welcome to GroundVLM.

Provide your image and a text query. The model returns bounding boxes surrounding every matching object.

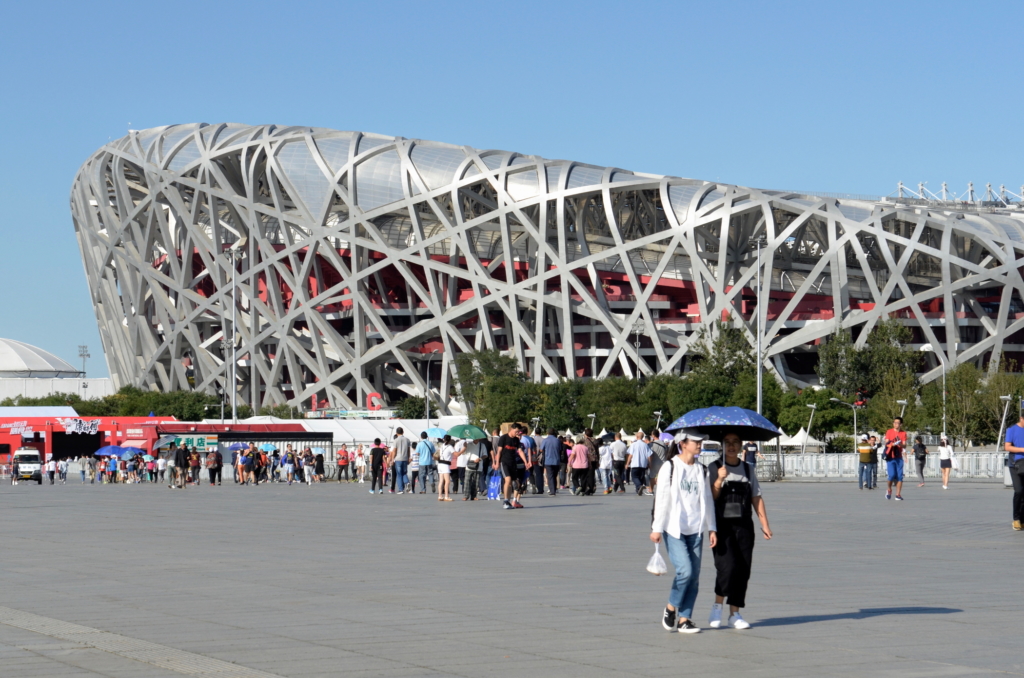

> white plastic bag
[646,544,668,576]
[951,455,960,471]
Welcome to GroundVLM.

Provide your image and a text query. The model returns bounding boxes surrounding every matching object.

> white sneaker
[708,603,723,628]
[943,485,948,490]
[728,613,750,630]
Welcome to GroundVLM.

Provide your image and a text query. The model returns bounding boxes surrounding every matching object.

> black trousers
[612,460,626,491]
[371,463,384,492]
[208,468,221,485]
[584,464,597,495]
[464,469,479,499]
[338,465,350,481]
[571,468,588,492]
[713,518,756,609]
[1011,459,1024,521]
[531,465,545,493]
[545,465,559,494]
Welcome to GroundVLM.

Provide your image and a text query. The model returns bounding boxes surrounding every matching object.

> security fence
[778,452,1007,481]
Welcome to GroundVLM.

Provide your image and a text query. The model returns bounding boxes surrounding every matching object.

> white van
[12,449,43,484]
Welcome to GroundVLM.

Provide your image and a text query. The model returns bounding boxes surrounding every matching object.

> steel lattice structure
[71,123,1024,411]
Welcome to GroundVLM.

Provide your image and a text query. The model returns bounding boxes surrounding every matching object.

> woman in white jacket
[650,429,717,634]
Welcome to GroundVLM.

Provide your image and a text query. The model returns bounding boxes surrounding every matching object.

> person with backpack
[707,432,773,630]
[207,449,223,486]
[651,429,717,634]
[648,430,672,490]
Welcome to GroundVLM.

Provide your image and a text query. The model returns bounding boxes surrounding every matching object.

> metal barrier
[781,453,1007,481]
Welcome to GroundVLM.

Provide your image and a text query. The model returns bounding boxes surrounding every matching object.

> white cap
[674,428,707,443]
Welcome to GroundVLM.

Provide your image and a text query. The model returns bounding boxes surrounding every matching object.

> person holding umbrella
[707,432,773,630]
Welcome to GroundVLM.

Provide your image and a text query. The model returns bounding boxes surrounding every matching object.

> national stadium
[70,123,1024,412]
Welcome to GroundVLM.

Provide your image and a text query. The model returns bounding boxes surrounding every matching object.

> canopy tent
[779,427,824,449]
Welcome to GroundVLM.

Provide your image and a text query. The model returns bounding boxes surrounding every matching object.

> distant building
[0,338,112,400]
[71,123,1024,412]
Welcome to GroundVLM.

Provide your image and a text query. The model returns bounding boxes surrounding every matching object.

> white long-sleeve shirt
[650,457,716,538]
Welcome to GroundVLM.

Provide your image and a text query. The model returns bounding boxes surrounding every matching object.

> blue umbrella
[311,447,326,455]
[259,443,278,451]
[95,445,123,456]
[226,442,247,451]
[120,450,138,461]
[664,406,782,442]
[426,427,447,438]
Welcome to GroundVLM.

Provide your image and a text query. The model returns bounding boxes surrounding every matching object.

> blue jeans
[394,460,409,492]
[599,468,613,489]
[858,462,869,489]
[869,462,877,487]
[419,465,435,492]
[663,532,702,619]
[632,467,647,493]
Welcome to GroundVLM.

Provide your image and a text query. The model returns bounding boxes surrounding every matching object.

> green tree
[453,349,521,414]
[727,371,782,424]
[865,369,918,433]
[776,387,851,442]
[474,376,543,428]
[578,377,647,433]
[976,363,1024,445]
[394,396,426,419]
[944,362,983,450]
[858,319,920,394]
[538,380,586,433]
[816,330,860,396]
[687,320,755,383]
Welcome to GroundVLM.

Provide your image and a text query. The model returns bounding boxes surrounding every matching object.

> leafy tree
[727,371,782,425]
[474,376,543,428]
[257,404,301,419]
[578,377,647,433]
[687,320,755,383]
[864,369,918,433]
[816,330,860,396]
[858,319,920,394]
[453,349,521,413]
[776,387,850,442]
[394,396,426,419]
[943,362,983,450]
[538,380,586,433]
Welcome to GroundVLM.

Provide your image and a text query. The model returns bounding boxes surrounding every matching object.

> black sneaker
[677,619,701,634]
[502,500,514,510]
[662,607,677,631]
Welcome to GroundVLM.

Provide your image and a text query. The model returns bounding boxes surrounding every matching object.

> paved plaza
[0,477,1020,677]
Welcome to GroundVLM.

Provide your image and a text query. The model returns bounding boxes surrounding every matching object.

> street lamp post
[587,413,596,432]
[531,417,540,435]
[754,236,766,415]
[830,398,859,452]
[896,399,908,419]
[424,348,440,424]
[802,403,817,455]
[653,411,662,431]
[920,343,949,437]
[631,318,645,380]
[996,394,1013,453]
[227,237,247,424]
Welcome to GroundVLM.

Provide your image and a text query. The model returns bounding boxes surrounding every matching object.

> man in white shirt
[625,431,653,496]
[609,433,628,493]
[651,429,717,634]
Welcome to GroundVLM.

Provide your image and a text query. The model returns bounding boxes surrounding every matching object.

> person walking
[599,437,613,493]
[883,417,908,501]
[651,429,717,634]
[172,443,189,489]
[540,429,562,496]
[568,436,590,495]
[582,429,599,495]
[913,436,928,487]
[707,432,773,630]
[45,458,56,484]
[609,432,628,493]
[355,445,366,483]
[477,432,492,497]
[156,455,166,484]
[495,424,527,509]
[57,458,68,484]
[436,435,454,501]
[415,433,435,493]
[207,448,223,485]
[937,436,954,489]
[336,444,350,482]
[87,455,97,484]
[189,449,201,486]
[369,438,387,494]
[1003,411,1024,530]
[461,438,482,501]
[626,431,652,496]
[857,434,872,490]
[409,452,420,494]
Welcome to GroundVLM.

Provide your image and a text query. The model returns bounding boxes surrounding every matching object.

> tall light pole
[896,399,908,419]
[920,343,949,437]
[531,416,540,435]
[227,237,247,424]
[631,318,645,380]
[587,413,596,432]
[830,398,858,452]
[653,410,662,431]
[802,403,816,455]
[754,235,766,415]
[996,395,1013,453]
[424,348,440,424]
[78,345,90,377]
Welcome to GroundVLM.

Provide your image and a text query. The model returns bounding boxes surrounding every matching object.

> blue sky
[1,0,1020,379]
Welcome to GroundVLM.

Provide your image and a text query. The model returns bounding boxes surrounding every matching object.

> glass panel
[835,201,872,222]
[168,138,201,172]
[159,125,198,163]
[698,189,725,208]
[481,153,507,170]
[355,150,404,210]
[277,140,331,217]
[545,163,564,192]
[358,135,393,154]
[314,136,353,175]
[610,171,636,183]
[567,165,604,189]
[666,183,703,223]
[507,169,539,201]
[410,145,467,190]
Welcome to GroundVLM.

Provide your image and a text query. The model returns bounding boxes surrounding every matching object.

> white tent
[779,427,824,449]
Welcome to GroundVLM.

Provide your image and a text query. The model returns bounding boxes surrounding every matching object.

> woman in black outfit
[369,438,387,494]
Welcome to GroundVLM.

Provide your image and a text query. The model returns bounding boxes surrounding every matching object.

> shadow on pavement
[755,607,962,627]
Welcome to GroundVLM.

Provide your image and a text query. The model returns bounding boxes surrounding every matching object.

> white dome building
[0,339,81,378]
[0,339,113,400]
